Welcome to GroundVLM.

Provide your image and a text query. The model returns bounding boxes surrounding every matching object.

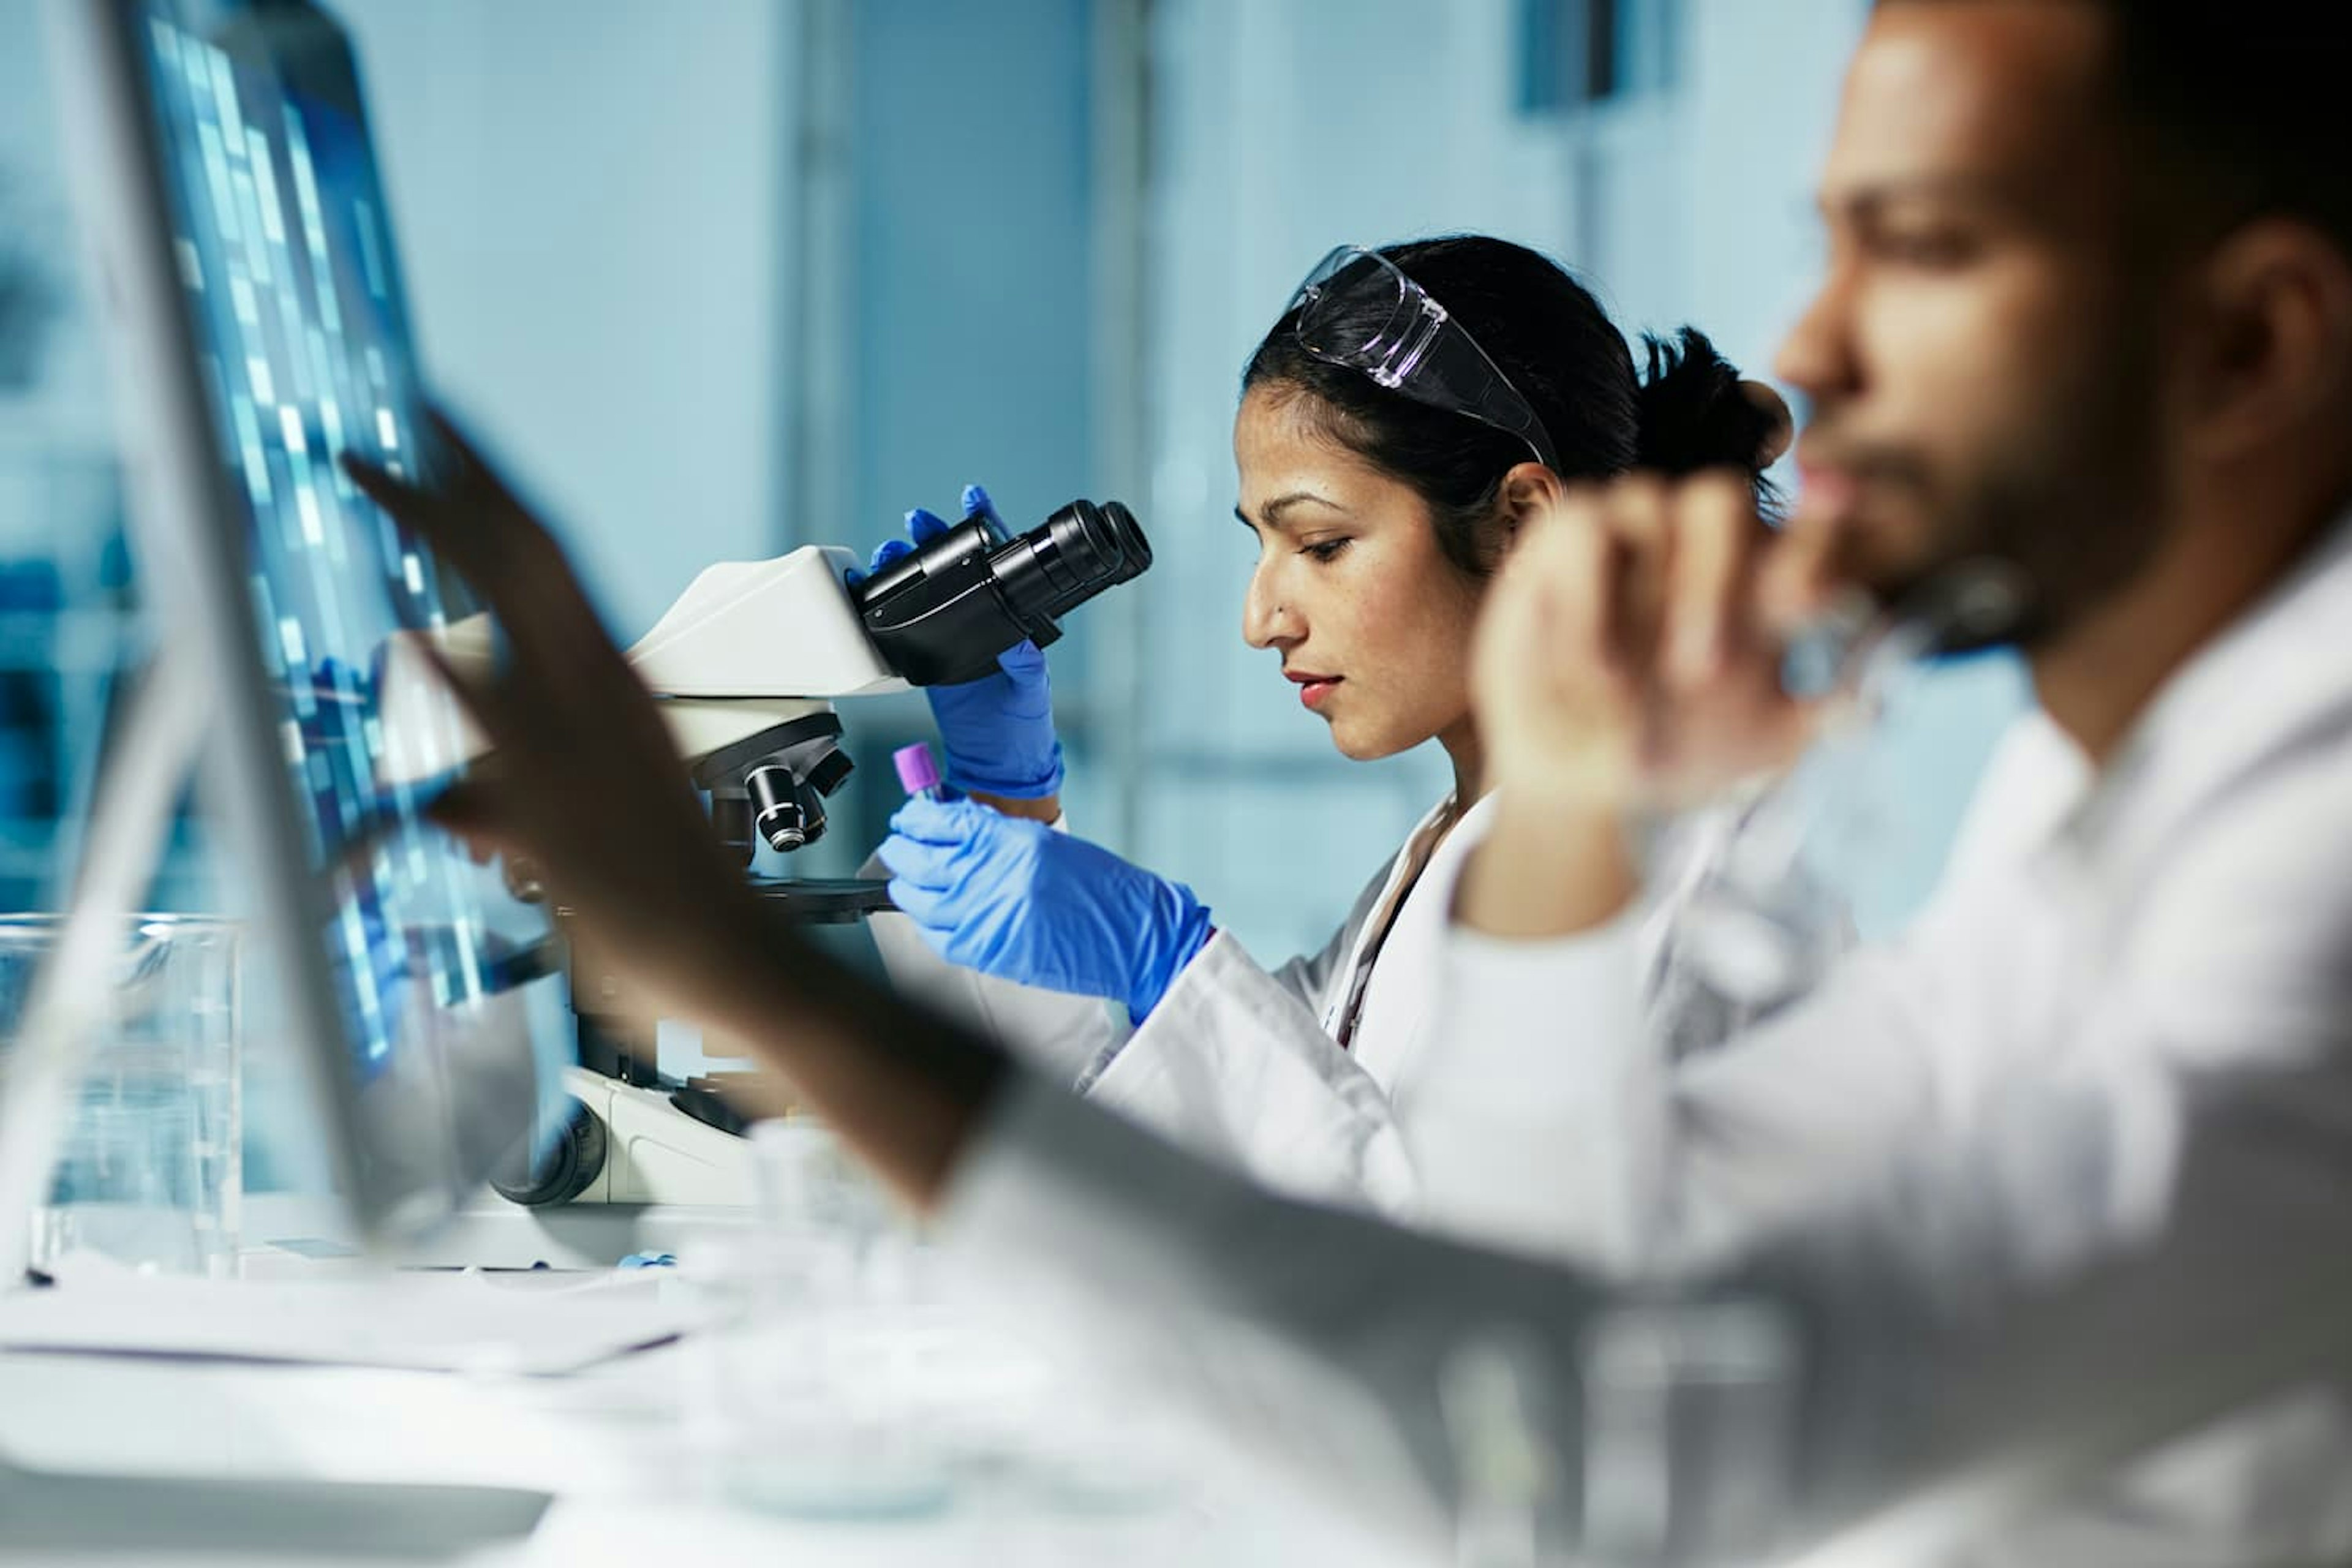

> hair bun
[1634,326,1779,477]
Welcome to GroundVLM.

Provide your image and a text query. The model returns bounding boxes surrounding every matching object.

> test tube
[892,742,944,802]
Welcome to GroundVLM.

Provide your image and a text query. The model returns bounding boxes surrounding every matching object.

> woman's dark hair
[1242,235,1782,579]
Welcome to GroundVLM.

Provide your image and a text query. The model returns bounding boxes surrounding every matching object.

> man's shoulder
[2116,708,2352,1052]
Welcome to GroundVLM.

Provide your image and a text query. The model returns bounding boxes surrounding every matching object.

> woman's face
[1232,385,1489,762]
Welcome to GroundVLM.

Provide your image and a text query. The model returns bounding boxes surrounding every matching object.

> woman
[868,236,1832,1251]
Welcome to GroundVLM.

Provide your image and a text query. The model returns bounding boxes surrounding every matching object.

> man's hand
[1458,472,1827,940]
[1476,473,1819,812]
[343,416,773,1026]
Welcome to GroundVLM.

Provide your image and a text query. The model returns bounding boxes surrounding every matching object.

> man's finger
[1596,473,1670,550]
[413,640,525,754]
[1597,481,1675,675]
[338,452,424,519]
[1523,489,1620,675]
[350,411,560,587]
[1664,473,1762,689]
[342,454,497,589]
[1757,499,1850,639]
[424,777,513,849]
[424,407,535,522]
[326,801,412,886]
[350,448,609,665]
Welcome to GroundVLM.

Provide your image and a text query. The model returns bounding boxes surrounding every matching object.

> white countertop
[0,1234,1422,1566]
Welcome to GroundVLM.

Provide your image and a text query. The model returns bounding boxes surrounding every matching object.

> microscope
[376,498,1152,1215]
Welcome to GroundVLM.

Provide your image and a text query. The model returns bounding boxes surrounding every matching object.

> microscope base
[380,1071,767,1268]
[565,1068,760,1207]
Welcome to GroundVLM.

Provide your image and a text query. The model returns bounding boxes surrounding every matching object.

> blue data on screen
[138,9,552,1080]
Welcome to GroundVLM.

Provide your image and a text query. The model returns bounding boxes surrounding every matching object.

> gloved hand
[850,484,1063,799]
[878,796,1213,1024]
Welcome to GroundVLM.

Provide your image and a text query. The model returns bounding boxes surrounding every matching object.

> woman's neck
[1439,715,1486,807]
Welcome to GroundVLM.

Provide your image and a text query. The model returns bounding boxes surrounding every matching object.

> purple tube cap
[893,742,943,797]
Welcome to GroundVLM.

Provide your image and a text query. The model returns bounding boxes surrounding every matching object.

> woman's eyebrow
[1238,492,1349,531]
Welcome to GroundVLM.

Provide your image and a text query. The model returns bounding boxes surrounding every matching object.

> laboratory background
[0,0,2022,1176]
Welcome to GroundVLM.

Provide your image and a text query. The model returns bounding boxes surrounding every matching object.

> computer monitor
[45,0,570,1244]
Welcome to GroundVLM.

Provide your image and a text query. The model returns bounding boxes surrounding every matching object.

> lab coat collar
[2049,505,2352,867]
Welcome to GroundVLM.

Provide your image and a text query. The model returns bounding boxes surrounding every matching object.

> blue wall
[2,0,2019,949]
[846,0,1098,544]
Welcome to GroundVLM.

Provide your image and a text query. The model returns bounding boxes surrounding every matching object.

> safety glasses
[1283,245,1561,473]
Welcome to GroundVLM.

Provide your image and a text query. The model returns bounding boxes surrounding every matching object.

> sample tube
[892,742,944,802]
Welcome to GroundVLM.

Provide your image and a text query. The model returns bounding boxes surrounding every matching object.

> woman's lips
[1287,672,1341,710]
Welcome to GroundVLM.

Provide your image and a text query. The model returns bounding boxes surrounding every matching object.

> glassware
[1577,1298,1802,1566]
[0,913,242,1276]
[1662,563,2027,1013]
[1441,1325,1567,1568]
[683,1118,957,1520]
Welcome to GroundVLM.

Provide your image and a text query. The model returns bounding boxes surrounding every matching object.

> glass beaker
[0,913,243,1276]
[1577,1297,1802,1566]
[682,1118,958,1520]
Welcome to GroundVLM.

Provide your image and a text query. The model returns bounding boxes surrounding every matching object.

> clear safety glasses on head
[1284,245,1562,473]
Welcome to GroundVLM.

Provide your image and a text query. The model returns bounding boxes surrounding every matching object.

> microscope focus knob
[489,1095,607,1207]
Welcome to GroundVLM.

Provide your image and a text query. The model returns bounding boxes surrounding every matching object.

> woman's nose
[1243,560,1302,649]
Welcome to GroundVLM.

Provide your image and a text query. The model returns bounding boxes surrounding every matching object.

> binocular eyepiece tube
[854,498,1152,687]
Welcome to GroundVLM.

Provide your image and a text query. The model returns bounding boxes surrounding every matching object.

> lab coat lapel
[1346,794,1500,1094]
[1319,795,1460,1041]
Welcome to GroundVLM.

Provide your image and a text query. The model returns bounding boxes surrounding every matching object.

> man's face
[1776,1,2174,644]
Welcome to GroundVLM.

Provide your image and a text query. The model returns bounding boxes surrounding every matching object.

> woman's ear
[1497,461,1563,553]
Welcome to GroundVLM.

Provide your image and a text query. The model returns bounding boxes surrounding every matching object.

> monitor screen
[99,0,568,1230]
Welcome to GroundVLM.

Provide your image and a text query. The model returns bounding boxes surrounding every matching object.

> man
[1431,0,2352,1554]
[348,1,2352,1559]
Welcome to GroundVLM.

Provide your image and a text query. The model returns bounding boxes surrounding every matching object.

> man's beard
[1931,398,2168,654]
[1820,353,2171,658]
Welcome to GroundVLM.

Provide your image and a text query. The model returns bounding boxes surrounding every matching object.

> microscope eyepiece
[853,499,1152,686]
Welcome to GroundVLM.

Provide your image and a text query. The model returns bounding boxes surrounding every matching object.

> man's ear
[2176,218,2352,463]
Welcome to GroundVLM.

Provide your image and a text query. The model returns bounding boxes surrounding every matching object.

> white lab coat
[869,804,1481,1213]
[1415,513,2352,1559]
[935,514,2352,1565]
[874,791,1846,1246]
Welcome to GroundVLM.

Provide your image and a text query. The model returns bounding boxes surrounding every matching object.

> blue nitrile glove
[845,483,1063,799]
[878,795,1213,1024]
